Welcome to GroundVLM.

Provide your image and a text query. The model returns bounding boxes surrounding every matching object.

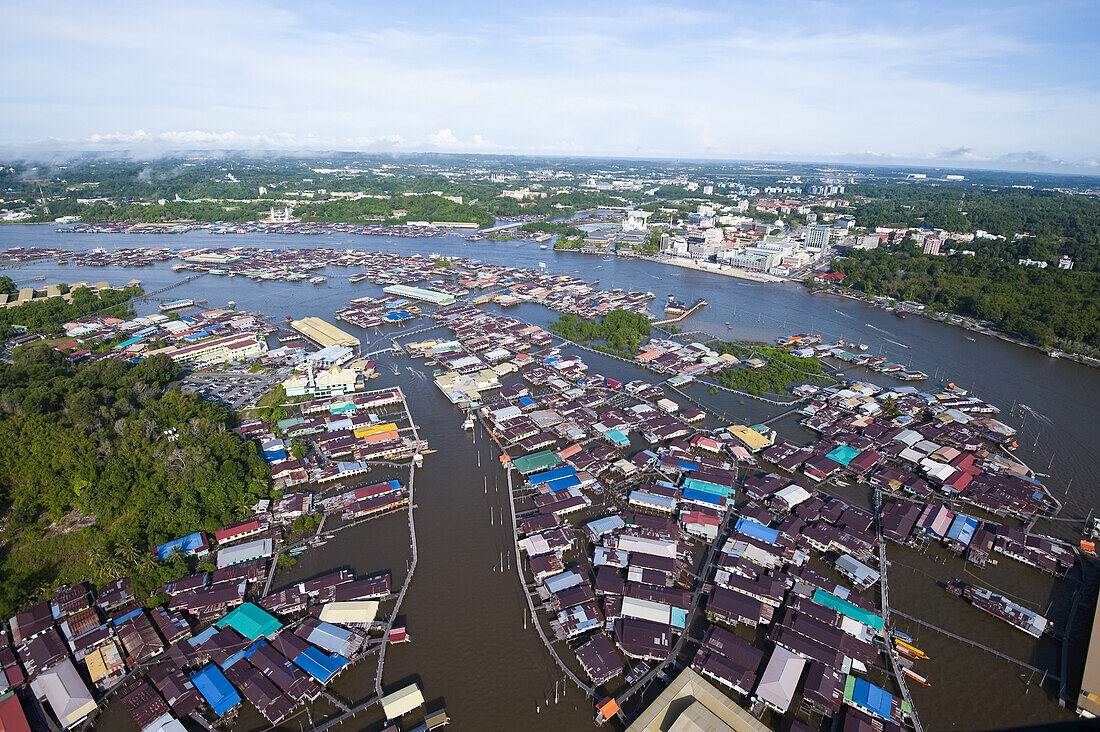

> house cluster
[0,559,385,731]
[239,386,414,490]
[38,305,275,367]
[783,338,928,382]
[794,382,1057,520]
[635,338,742,378]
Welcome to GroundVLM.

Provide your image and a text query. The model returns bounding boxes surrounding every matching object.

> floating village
[0,239,1096,732]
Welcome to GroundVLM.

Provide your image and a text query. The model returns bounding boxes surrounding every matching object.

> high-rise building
[805,225,831,251]
[923,236,942,256]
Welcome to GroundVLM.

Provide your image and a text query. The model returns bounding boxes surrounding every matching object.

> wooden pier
[652,299,706,326]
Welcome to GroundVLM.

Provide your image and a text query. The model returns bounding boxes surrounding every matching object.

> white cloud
[425,129,501,151]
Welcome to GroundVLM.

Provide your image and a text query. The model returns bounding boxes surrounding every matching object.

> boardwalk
[505,466,598,699]
[890,610,1059,681]
[876,489,924,732]
[374,390,421,698]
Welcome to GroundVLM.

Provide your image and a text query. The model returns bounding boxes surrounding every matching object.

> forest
[844,184,1100,272]
[712,341,830,396]
[549,309,652,357]
[0,348,271,615]
[0,284,142,341]
[832,245,1100,350]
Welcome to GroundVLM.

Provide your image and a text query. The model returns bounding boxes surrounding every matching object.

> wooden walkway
[374,391,422,698]
[890,610,1059,681]
[505,465,598,699]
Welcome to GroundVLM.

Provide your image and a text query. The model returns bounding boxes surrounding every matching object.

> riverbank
[819,286,1100,370]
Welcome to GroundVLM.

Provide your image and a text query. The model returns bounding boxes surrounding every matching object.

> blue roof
[155,531,206,560]
[191,665,241,716]
[189,626,218,647]
[945,514,978,545]
[518,396,536,407]
[529,465,577,485]
[681,488,722,506]
[736,517,780,544]
[849,676,894,719]
[262,449,288,463]
[677,460,699,471]
[112,607,144,625]
[682,477,734,498]
[293,646,347,683]
[630,490,678,509]
[671,607,688,629]
[546,475,582,492]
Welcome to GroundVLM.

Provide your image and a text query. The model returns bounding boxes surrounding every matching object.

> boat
[309,275,327,285]
[462,415,474,430]
[56,258,68,265]
[902,668,931,687]
[857,343,868,351]
[948,581,1049,638]
[349,273,370,283]
[966,336,976,342]
[893,638,929,660]
[1047,349,1059,358]
[891,630,915,643]
[539,244,548,250]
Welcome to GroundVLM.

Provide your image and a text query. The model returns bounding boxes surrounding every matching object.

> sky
[2,0,1098,172]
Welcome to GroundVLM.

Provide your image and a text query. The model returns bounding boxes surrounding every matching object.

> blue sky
[2,0,1098,171]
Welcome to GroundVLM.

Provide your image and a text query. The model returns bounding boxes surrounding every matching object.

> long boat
[948,581,1049,638]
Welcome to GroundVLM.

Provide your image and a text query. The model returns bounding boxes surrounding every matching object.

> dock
[652,299,706,325]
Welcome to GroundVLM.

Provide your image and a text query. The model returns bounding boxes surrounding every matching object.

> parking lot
[181,367,289,410]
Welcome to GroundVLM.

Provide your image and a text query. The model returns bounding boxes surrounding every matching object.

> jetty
[652,298,706,326]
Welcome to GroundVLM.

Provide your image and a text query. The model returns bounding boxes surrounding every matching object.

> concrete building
[922,236,942,256]
[805,224,831,253]
[282,365,360,398]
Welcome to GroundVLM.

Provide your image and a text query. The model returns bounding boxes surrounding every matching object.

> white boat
[309,275,326,285]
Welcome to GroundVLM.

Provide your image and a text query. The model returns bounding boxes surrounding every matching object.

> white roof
[319,600,379,625]
[143,713,189,732]
[381,683,425,720]
[31,658,96,729]
[774,484,811,508]
[621,596,672,625]
[755,646,806,713]
[920,458,956,482]
[616,535,678,559]
[216,538,273,568]
[893,428,922,446]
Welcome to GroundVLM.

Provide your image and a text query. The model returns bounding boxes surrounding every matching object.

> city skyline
[2,0,1099,172]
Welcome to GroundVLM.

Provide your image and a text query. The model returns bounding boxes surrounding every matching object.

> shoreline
[816,287,1100,370]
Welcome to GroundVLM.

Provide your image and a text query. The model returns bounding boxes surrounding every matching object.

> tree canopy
[0,348,271,615]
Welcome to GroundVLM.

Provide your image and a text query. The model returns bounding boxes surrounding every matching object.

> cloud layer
[1,1,1097,172]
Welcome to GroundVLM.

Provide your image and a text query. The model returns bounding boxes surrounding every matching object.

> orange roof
[597,697,619,716]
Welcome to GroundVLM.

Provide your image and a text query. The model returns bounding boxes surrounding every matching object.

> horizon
[7,149,1100,183]
[2,1,1098,174]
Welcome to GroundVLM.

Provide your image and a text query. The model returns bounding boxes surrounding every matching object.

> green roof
[511,450,562,474]
[825,444,861,467]
[215,602,282,640]
[812,589,884,631]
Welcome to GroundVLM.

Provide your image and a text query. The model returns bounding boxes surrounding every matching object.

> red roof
[0,693,32,732]
[214,519,262,543]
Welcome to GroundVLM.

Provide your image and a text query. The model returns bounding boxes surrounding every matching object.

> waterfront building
[625,666,768,732]
[165,333,267,366]
[30,659,97,729]
[290,317,359,349]
[382,284,456,305]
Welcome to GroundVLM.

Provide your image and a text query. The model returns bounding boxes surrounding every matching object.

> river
[1,225,1096,731]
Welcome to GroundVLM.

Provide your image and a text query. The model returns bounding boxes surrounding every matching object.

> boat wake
[865,323,911,349]
[835,309,856,319]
